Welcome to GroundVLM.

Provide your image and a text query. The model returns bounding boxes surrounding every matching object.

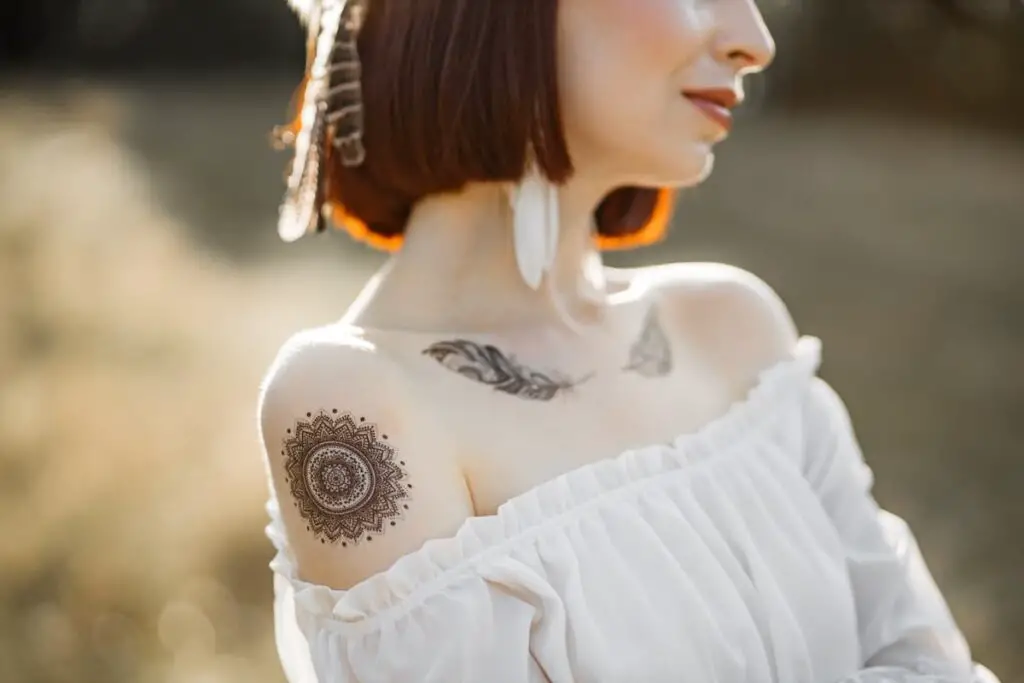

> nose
[712,0,776,74]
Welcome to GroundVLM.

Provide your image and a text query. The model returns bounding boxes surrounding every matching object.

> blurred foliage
[0,92,372,682]
[3,0,1023,128]
[767,0,1024,122]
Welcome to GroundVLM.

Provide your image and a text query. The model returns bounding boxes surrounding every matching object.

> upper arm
[257,329,474,590]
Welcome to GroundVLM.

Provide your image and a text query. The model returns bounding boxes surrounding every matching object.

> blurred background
[1,0,1022,681]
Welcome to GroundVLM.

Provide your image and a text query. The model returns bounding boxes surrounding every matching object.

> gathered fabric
[265,337,997,683]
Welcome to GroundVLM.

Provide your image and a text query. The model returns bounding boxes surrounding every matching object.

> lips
[682,88,740,132]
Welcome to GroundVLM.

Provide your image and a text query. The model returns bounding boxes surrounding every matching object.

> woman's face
[557,0,774,189]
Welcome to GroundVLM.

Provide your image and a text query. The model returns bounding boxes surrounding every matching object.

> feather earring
[510,162,560,290]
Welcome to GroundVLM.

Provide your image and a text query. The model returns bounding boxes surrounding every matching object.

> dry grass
[0,91,376,683]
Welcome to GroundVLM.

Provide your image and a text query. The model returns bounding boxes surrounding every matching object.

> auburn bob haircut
[283,0,674,251]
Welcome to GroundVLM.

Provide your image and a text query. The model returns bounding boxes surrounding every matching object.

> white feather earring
[510,162,560,290]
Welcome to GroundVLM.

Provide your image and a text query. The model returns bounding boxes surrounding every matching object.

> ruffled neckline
[266,336,823,633]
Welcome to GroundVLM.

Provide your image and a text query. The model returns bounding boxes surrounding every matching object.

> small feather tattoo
[623,307,673,378]
[422,339,590,401]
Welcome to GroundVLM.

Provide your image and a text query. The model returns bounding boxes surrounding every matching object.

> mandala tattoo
[282,411,410,546]
[623,307,673,378]
[422,339,588,401]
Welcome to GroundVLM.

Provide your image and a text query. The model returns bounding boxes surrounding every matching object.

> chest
[416,348,738,515]
[375,298,748,514]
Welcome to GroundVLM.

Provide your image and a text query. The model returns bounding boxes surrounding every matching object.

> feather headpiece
[276,0,368,243]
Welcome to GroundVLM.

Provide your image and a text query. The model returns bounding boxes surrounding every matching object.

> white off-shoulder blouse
[264,337,999,683]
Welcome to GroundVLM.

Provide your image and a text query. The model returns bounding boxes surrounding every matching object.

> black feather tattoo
[623,307,673,378]
[422,340,589,401]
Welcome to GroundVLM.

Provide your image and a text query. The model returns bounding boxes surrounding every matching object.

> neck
[346,178,613,334]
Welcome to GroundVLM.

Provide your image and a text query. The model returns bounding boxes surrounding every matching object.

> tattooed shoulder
[623,306,673,378]
[259,332,477,587]
[422,338,590,401]
[259,332,419,548]
[624,262,797,382]
[280,409,411,547]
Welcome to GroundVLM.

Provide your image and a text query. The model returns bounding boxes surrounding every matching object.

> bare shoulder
[620,262,800,381]
[257,324,473,590]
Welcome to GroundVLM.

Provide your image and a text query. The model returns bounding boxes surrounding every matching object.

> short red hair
[282,0,674,251]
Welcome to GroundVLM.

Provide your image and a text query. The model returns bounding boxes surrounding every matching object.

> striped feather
[277,1,346,242]
[277,0,367,243]
[325,0,367,167]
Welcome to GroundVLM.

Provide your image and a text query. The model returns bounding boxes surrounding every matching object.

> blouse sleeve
[802,378,1000,683]
[272,551,567,683]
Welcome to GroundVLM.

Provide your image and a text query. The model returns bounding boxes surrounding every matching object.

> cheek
[559,0,707,126]
[591,0,706,69]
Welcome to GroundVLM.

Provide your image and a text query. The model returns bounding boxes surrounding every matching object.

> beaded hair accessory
[276,0,368,243]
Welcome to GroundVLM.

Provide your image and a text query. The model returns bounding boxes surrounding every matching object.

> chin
[647,144,716,189]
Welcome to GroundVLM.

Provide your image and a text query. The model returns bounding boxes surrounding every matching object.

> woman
[258,1,999,681]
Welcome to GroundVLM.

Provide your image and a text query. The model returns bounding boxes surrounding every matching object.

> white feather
[286,0,318,23]
[544,179,559,269]
[512,167,549,290]
[277,87,320,242]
